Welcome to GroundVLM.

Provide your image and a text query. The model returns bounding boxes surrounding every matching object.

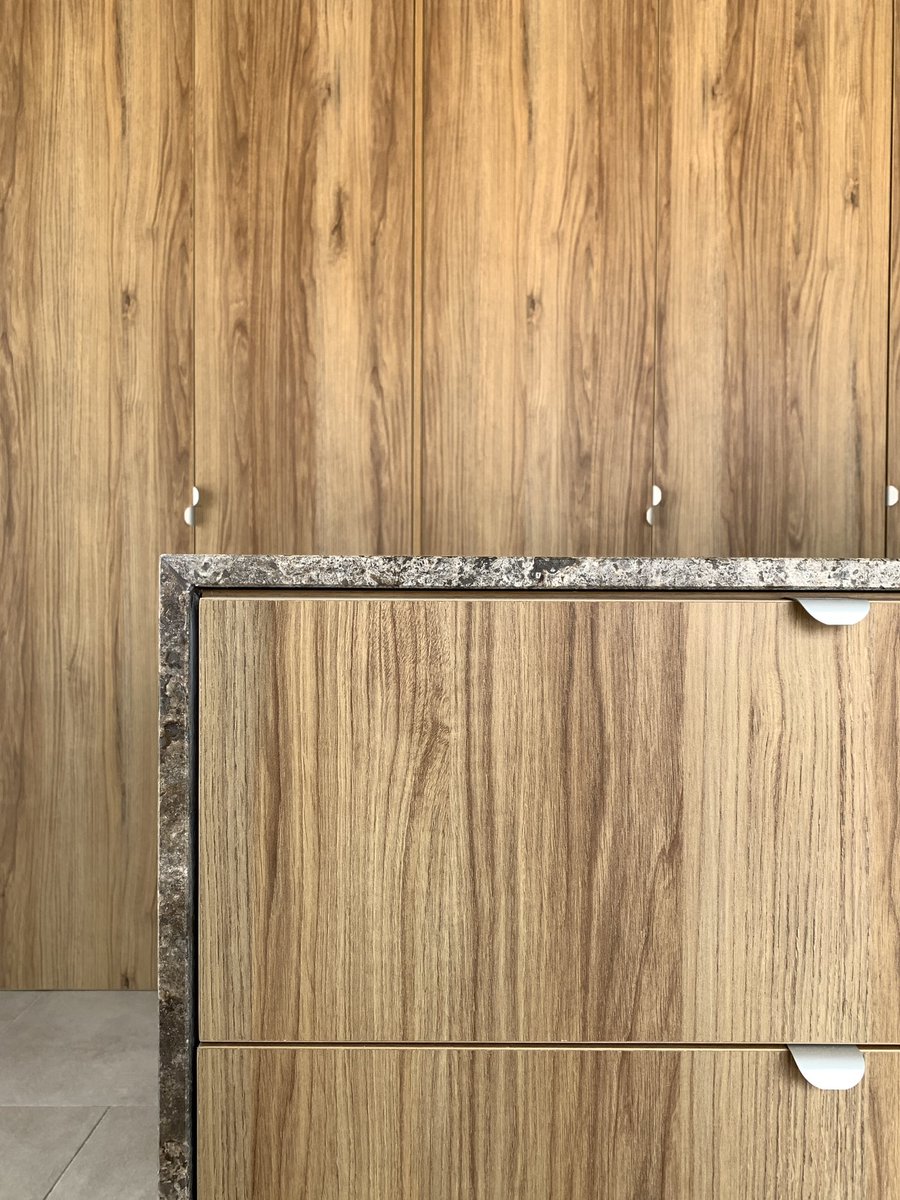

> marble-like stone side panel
[158,561,195,1200]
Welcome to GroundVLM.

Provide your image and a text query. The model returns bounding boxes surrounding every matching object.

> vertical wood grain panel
[0,0,192,986]
[195,0,413,554]
[198,1047,900,1200]
[657,0,892,557]
[199,597,900,1043]
[420,1,657,556]
[888,0,900,556]
[411,0,425,555]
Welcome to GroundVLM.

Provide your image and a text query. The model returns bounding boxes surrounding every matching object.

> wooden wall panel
[198,597,900,1044]
[889,0,900,557]
[657,0,892,557]
[195,0,413,555]
[0,0,192,986]
[420,1,657,556]
[198,1047,900,1200]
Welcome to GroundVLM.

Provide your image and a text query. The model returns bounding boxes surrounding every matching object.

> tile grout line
[42,1106,110,1200]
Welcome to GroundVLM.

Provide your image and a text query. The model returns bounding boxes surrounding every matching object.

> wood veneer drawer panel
[197,1046,900,1200]
[198,597,900,1043]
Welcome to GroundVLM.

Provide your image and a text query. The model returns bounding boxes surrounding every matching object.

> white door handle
[645,484,663,527]
[183,486,200,527]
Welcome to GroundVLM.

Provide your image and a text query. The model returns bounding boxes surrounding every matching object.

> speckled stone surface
[158,553,900,1198]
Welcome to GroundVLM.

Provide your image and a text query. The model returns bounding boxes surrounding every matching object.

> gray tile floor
[0,991,157,1200]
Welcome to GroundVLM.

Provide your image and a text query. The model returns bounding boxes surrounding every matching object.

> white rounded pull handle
[795,598,870,627]
[646,484,663,526]
[887,485,899,508]
[788,1045,865,1091]
[183,486,200,527]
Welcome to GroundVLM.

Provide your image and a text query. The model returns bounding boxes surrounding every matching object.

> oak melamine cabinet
[192,0,660,560]
[0,0,191,988]
[190,0,896,562]
[185,580,900,1199]
[198,1046,900,1200]
[420,0,657,556]
[420,0,893,558]
[889,0,900,561]
[655,0,892,557]
[3,0,897,999]
[198,596,899,1045]
[194,0,414,555]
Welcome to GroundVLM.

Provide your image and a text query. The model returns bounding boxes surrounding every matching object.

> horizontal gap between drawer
[198,1042,900,1053]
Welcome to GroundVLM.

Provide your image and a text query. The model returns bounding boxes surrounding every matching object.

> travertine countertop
[157,554,900,1199]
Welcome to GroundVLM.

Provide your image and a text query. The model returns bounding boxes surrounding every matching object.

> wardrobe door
[888,0,900,558]
[194,0,414,555]
[420,0,657,556]
[0,0,191,986]
[656,0,891,557]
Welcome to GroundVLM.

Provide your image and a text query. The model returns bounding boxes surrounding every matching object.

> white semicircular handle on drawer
[795,598,870,627]
[787,1045,865,1091]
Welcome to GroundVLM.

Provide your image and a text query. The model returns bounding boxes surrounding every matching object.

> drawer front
[198,1047,900,1200]
[199,596,900,1043]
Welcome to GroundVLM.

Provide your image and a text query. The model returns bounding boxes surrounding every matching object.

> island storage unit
[158,556,900,1199]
